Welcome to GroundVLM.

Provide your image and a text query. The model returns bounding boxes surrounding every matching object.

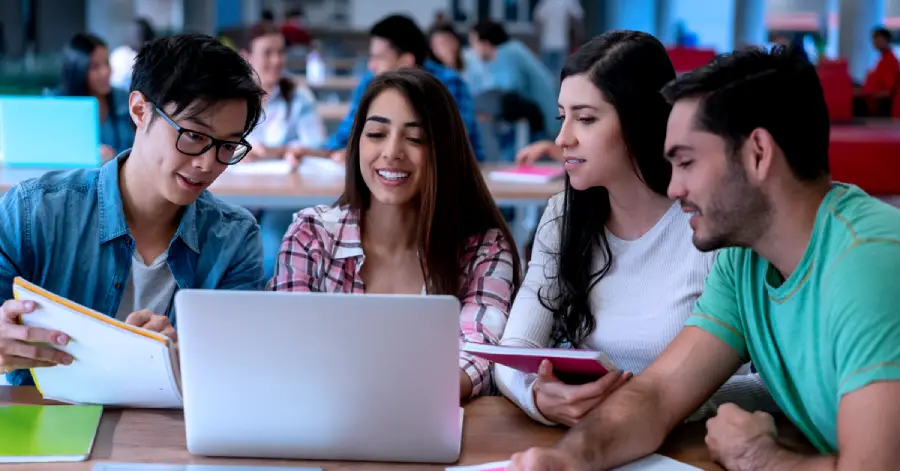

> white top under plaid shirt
[267,204,517,397]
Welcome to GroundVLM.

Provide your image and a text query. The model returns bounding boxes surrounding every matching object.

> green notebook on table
[0,405,103,462]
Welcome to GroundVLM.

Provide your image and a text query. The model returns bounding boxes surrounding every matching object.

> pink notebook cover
[463,347,613,378]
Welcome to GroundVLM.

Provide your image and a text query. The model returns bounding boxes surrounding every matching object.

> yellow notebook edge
[13,277,168,344]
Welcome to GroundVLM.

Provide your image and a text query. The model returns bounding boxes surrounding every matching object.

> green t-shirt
[687,183,900,454]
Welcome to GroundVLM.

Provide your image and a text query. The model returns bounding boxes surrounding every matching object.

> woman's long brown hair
[337,68,522,297]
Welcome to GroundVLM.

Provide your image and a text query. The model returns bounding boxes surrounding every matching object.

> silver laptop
[174,290,463,464]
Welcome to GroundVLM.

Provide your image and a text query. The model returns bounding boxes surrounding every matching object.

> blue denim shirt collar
[97,150,200,253]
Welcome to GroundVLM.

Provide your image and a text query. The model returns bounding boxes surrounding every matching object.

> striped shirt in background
[267,205,516,397]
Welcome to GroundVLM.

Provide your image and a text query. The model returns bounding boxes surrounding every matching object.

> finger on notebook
[537,359,558,381]
[11,355,58,369]
[162,326,178,342]
[0,323,69,346]
[0,300,36,322]
[124,309,154,327]
[141,315,170,333]
[0,354,59,370]
[5,340,72,365]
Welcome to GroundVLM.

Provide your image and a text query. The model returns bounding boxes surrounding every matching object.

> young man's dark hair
[369,14,430,66]
[471,20,510,46]
[873,27,892,42]
[131,33,264,135]
[661,45,830,182]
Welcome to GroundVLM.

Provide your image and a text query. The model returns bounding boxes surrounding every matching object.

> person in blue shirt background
[0,34,266,386]
[466,21,560,144]
[308,14,485,163]
[57,33,135,160]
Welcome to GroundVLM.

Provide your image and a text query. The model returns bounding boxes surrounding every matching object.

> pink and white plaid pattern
[267,205,516,397]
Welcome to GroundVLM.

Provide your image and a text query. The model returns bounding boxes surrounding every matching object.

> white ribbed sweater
[496,194,776,425]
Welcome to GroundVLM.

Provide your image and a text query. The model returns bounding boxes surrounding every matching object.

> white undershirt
[114,252,178,321]
[496,194,775,425]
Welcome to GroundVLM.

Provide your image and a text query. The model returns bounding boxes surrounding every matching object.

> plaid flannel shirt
[323,60,486,162]
[267,205,515,397]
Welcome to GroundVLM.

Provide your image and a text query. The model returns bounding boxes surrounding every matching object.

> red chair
[830,126,900,195]
[817,61,854,122]
[667,47,716,73]
[892,80,900,119]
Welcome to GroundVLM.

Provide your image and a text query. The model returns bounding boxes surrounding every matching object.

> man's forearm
[555,377,674,470]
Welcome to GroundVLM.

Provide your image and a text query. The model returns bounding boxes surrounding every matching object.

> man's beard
[690,162,772,252]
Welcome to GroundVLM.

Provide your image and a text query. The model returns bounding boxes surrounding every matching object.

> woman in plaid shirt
[268,68,523,400]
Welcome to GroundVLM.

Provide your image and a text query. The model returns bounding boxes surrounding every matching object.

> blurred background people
[57,32,134,160]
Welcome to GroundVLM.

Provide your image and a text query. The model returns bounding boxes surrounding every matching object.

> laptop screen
[0,96,102,168]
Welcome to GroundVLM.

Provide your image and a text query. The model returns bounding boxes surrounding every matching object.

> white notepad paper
[446,453,700,470]
[12,277,182,409]
[230,156,344,177]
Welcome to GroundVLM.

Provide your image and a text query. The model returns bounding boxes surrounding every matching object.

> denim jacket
[0,152,264,385]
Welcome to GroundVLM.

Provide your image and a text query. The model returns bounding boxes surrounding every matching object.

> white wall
[134,0,183,33]
[837,0,886,81]
[347,0,447,29]
[888,0,900,17]
[86,0,135,48]
[766,0,827,14]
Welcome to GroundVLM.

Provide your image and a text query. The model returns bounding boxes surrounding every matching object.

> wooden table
[0,386,810,470]
[297,76,360,91]
[0,163,560,262]
[0,165,562,209]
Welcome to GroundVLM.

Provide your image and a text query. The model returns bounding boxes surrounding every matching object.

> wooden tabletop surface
[0,164,564,202]
[1,386,814,470]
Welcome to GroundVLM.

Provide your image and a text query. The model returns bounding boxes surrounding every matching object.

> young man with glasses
[0,34,265,386]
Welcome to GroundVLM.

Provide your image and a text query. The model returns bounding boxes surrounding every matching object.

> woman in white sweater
[495,31,775,426]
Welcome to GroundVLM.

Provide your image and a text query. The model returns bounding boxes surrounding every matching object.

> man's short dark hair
[660,46,830,182]
[369,14,430,66]
[471,21,509,46]
[131,34,265,137]
[873,27,892,42]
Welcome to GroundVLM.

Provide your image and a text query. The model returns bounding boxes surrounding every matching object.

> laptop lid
[0,96,101,168]
[174,290,463,464]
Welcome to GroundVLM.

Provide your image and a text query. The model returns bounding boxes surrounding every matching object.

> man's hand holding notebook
[0,299,74,372]
[0,299,176,374]
[3,277,184,408]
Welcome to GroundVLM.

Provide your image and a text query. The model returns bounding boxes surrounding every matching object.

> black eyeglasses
[152,104,252,165]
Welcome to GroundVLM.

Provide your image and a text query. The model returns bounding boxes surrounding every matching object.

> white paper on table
[230,156,344,177]
[445,454,700,471]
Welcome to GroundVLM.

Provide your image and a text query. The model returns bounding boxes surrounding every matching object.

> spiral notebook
[12,277,182,409]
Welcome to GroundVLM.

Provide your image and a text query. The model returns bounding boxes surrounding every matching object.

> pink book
[488,165,565,184]
[461,343,617,384]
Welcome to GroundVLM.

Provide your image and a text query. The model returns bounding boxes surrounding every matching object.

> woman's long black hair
[59,32,107,97]
[538,31,677,347]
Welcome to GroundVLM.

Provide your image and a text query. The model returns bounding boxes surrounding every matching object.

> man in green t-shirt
[508,47,900,471]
